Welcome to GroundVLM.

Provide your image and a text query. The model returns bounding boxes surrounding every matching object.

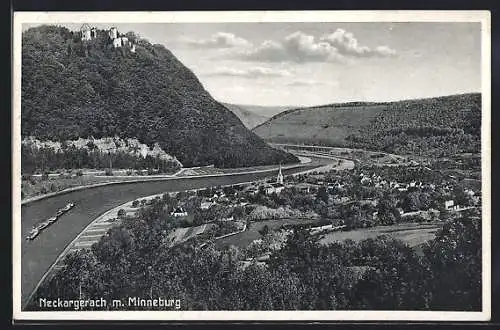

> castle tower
[277,164,284,185]
[112,37,122,48]
[109,27,118,40]
[80,24,92,41]
[121,36,129,46]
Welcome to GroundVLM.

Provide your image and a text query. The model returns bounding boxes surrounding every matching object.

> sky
[23,22,482,107]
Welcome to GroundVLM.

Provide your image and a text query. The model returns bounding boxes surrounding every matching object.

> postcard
[12,10,491,321]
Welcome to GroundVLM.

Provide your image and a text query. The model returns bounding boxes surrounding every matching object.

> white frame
[12,10,491,321]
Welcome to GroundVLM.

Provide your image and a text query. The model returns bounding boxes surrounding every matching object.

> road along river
[19,157,339,308]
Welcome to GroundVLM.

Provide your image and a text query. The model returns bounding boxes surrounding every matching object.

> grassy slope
[253,94,481,157]
[253,103,387,146]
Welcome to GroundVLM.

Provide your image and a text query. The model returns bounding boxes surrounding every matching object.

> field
[167,223,215,246]
[253,104,386,146]
[215,219,441,251]
[319,222,441,247]
[215,218,320,248]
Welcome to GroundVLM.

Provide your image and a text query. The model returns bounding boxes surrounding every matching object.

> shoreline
[21,157,313,206]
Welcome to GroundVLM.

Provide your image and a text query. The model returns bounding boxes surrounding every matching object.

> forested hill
[21,25,298,168]
[253,93,481,157]
[222,103,271,129]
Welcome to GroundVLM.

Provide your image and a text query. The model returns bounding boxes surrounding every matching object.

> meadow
[319,222,441,247]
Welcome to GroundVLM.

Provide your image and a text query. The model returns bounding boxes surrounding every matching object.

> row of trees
[21,144,181,174]
[28,201,482,311]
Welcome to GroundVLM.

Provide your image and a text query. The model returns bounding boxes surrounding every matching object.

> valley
[17,22,485,315]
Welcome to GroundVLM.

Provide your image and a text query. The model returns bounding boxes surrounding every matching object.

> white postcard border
[12,10,491,321]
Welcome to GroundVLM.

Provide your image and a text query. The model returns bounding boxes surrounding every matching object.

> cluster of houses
[80,24,136,52]
[443,198,477,212]
[166,164,479,224]
[357,171,480,207]
[359,172,431,191]
[168,185,251,218]
[243,165,287,196]
[244,165,331,196]
[167,165,292,219]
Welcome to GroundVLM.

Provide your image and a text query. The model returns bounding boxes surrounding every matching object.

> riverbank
[21,155,315,204]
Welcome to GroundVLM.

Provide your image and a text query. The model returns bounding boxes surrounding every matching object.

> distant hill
[21,25,298,168]
[222,103,291,129]
[230,104,293,118]
[253,94,481,157]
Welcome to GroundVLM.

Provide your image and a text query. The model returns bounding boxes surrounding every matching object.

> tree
[233,206,245,219]
[30,199,481,312]
[342,205,365,230]
[377,194,398,226]
[117,209,126,218]
[423,214,482,310]
[223,185,235,196]
[258,225,270,237]
[402,192,421,212]
[419,192,431,210]
[348,236,433,310]
[315,186,329,203]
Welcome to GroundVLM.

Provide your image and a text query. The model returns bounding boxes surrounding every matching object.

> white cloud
[181,29,396,64]
[319,29,396,58]
[205,66,292,78]
[231,29,396,63]
[374,45,397,57]
[183,32,251,48]
[238,32,345,63]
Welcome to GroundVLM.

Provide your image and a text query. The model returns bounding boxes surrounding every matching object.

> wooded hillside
[253,93,481,157]
[21,25,298,168]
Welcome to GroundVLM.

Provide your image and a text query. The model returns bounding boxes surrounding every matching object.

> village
[112,159,480,258]
[19,17,486,315]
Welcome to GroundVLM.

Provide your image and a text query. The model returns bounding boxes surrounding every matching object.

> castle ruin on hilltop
[80,24,136,53]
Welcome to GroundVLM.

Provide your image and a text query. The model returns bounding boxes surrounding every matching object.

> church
[264,164,285,195]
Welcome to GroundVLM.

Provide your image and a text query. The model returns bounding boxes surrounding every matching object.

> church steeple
[277,164,284,185]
